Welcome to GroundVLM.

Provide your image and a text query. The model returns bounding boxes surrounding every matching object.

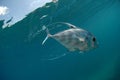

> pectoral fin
[79,38,85,43]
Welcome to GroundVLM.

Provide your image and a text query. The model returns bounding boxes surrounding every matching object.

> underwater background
[0,0,120,80]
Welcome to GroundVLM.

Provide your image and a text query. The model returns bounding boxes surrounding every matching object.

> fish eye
[92,37,96,42]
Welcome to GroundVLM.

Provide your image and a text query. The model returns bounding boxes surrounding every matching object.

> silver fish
[42,23,98,52]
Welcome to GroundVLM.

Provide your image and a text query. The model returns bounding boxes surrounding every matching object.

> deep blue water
[0,0,120,80]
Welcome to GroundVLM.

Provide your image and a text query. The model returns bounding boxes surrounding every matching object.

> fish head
[85,34,98,51]
[78,31,98,52]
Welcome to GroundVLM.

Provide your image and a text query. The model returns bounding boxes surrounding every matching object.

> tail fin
[42,26,52,45]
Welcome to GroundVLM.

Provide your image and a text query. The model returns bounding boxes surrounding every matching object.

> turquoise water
[0,0,120,80]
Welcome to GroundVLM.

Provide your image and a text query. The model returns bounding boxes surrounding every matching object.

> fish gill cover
[0,0,120,80]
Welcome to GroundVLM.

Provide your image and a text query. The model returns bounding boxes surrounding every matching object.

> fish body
[42,23,98,52]
[53,28,87,51]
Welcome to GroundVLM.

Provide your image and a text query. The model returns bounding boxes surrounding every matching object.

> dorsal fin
[70,25,76,29]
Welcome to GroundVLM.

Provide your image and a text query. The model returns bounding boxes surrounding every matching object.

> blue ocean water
[0,0,120,80]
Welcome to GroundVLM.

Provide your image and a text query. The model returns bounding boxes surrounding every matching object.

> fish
[42,22,98,53]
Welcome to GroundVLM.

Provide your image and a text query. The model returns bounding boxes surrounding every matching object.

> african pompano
[42,23,98,52]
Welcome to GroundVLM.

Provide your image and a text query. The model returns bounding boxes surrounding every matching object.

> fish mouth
[92,43,99,50]
[95,42,99,48]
